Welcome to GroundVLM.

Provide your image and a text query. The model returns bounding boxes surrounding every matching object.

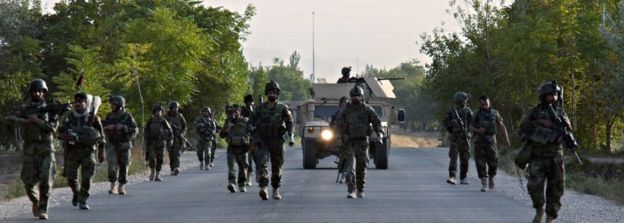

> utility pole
[311,11,316,84]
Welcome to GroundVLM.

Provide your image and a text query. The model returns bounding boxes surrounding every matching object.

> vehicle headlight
[320,129,334,141]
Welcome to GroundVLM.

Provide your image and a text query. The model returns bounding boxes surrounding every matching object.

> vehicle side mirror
[397,109,406,123]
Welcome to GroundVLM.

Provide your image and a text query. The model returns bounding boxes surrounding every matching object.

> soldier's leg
[78,152,96,203]
[486,143,498,178]
[155,145,165,172]
[237,152,249,188]
[20,152,39,204]
[118,144,131,185]
[270,143,285,189]
[344,141,357,193]
[474,142,487,179]
[227,150,237,185]
[65,151,80,205]
[448,140,459,178]
[147,144,157,170]
[196,140,205,164]
[171,140,182,170]
[256,144,270,188]
[106,143,119,183]
[459,139,470,180]
[545,157,565,219]
[527,159,547,210]
[355,140,370,192]
[210,140,217,164]
[37,148,55,215]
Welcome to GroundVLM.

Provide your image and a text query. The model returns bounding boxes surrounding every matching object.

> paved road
[7,147,534,223]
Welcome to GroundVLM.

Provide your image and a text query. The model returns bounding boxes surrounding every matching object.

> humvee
[296,77,405,169]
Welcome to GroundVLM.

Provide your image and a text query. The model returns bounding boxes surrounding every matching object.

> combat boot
[118,184,126,195]
[259,187,269,200]
[155,171,162,182]
[72,194,78,206]
[545,215,555,223]
[357,191,365,198]
[149,168,155,181]
[239,185,247,192]
[172,168,179,176]
[108,182,117,194]
[480,177,488,192]
[228,184,237,193]
[246,172,253,186]
[488,176,495,189]
[272,187,282,200]
[347,191,357,199]
[79,202,89,210]
[339,174,346,184]
[532,207,544,223]
[446,177,456,185]
[38,211,48,220]
[32,200,39,217]
[460,178,469,185]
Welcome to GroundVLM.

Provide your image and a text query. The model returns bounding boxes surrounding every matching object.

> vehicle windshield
[314,105,340,120]
[371,105,384,117]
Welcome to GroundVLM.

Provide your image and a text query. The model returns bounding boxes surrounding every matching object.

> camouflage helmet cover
[109,95,126,108]
[168,101,180,109]
[264,80,281,95]
[29,79,48,93]
[537,80,562,100]
[201,106,212,114]
[152,105,164,113]
[349,86,364,97]
[453,91,469,102]
[341,66,352,76]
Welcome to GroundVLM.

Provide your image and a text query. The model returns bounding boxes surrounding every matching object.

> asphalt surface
[6,147,534,223]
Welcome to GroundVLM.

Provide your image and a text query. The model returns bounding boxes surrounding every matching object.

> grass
[4,149,148,200]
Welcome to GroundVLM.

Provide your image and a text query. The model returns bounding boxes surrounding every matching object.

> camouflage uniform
[472,108,503,180]
[166,109,187,173]
[443,104,473,183]
[194,112,216,170]
[15,99,59,218]
[241,103,258,184]
[144,115,173,176]
[336,100,382,195]
[251,101,293,190]
[103,107,138,188]
[519,104,569,221]
[58,105,104,208]
[220,113,251,192]
[330,104,348,182]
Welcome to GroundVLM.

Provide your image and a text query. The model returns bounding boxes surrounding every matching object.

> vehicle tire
[374,138,389,169]
[303,139,317,169]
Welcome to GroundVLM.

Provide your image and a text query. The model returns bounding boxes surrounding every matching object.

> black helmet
[74,92,88,102]
[453,91,469,102]
[109,95,126,108]
[341,67,352,76]
[201,106,212,114]
[349,86,364,97]
[244,94,254,103]
[152,105,164,113]
[264,80,281,95]
[538,80,561,100]
[168,101,180,109]
[29,79,48,93]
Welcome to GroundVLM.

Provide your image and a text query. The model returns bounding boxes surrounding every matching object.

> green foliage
[420,0,624,152]
[250,51,311,101]
[52,45,111,103]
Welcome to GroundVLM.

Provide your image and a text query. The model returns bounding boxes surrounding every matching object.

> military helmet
[453,91,469,102]
[537,81,561,99]
[264,80,281,95]
[29,79,48,93]
[244,94,254,103]
[201,106,212,114]
[168,101,180,109]
[152,105,164,113]
[109,95,125,108]
[341,66,352,76]
[349,86,364,97]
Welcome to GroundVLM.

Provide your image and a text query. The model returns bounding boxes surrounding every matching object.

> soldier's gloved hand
[376,132,384,144]
[287,133,295,147]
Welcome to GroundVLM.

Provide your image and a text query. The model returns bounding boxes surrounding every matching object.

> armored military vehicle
[296,77,405,169]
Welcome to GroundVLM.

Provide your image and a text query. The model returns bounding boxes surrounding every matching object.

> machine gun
[377,77,406,81]
[9,102,71,122]
[547,104,582,164]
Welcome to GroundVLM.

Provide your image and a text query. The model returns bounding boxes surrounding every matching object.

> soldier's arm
[164,120,174,141]
[495,112,511,146]
[560,110,573,131]
[367,106,382,133]
[518,107,537,135]
[125,113,139,140]
[282,106,294,135]
[180,114,187,135]
[469,113,480,133]
[442,109,454,128]
[93,116,106,143]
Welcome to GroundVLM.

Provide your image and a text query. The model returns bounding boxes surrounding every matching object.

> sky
[41,0,461,82]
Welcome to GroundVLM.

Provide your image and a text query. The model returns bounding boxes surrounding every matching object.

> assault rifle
[452,108,469,141]
[547,104,582,164]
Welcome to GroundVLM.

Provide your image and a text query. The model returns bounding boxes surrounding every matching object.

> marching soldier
[194,107,216,170]
[337,66,353,83]
[443,91,473,185]
[103,95,138,195]
[58,93,105,210]
[242,94,257,186]
[250,80,294,200]
[330,96,349,184]
[335,86,382,198]
[166,101,187,175]
[219,104,252,193]
[144,105,173,181]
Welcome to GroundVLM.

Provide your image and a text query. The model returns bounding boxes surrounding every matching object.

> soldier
[219,104,252,193]
[103,95,138,195]
[242,94,257,186]
[330,96,349,184]
[5,79,60,219]
[469,96,511,192]
[442,91,473,185]
[335,86,382,198]
[250,80,294,200]
[58,93,105,210]
[518,81,571,223]
[166,101,187,175]
[209,111,218,168]
[337,66,353,83]
[144,105,173,181]
[194,107,216,170]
